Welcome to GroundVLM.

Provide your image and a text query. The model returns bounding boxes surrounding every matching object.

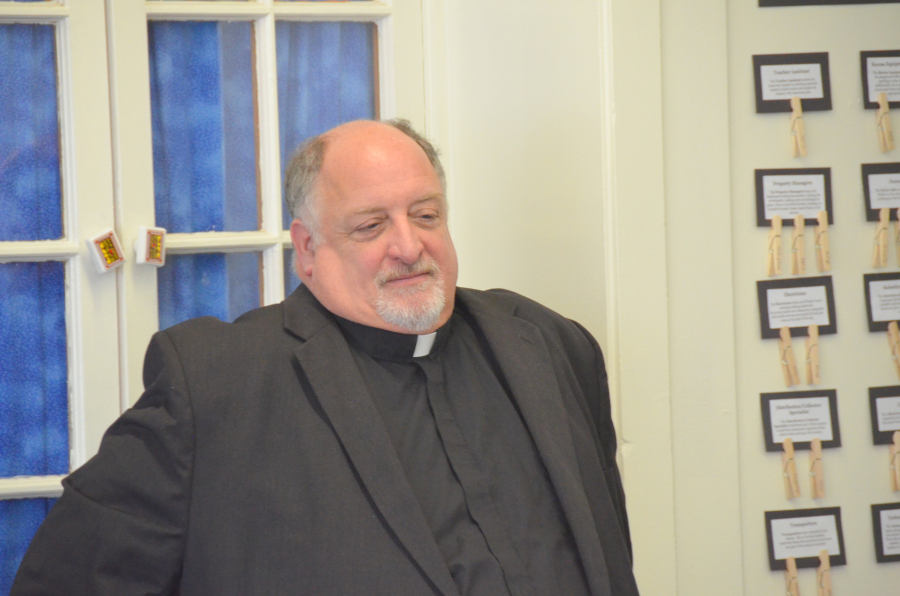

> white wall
[442,0,607,342]
[660,1,744,594]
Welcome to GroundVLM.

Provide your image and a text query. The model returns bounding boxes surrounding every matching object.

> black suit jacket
[12,286,638,596]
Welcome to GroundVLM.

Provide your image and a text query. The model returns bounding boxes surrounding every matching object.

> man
[12,120,638,596]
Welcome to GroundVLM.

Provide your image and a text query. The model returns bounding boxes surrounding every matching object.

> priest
[12,119,639,596]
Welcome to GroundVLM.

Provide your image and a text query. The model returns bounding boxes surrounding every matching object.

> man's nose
[386,219,424,263]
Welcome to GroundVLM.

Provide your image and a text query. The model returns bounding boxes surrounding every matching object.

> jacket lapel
[458,290,613,596]
[284,287,459,596]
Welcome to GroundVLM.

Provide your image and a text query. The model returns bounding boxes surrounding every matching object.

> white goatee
[374,257,445,333]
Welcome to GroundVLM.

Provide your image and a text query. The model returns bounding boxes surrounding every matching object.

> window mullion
[105,0,160,409]
[0,476,66,501]
[272,2,391,19]
[65,0,121,467]
[145,1,269,19]
[256,12,286,305]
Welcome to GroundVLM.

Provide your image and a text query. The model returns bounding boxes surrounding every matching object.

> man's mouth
[376,260,439,289]
[381,270,433,287]
[385,272,431,286]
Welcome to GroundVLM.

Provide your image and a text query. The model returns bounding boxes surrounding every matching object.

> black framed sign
[869,386,900,444]
[757,276,837,339]
[862,163,900,221]
[765,507,846,570]
[861,50,900,109]
[872,503,900,563]
[761,390,840,452]
[763,0,900,5]
[756,168,833,227]
[753,53,832,113]
[864,272,900,332]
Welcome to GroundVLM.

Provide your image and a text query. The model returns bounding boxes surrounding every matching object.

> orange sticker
[148,233,163,261]
[97,236,121,266]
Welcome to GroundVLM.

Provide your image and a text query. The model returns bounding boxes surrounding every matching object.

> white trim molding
[0,476,65,500]
[598,1,677,593]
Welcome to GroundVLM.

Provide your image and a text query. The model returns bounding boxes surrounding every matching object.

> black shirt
[334,308,591,596]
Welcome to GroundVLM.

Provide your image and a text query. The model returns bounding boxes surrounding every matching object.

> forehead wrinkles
[320,127,437,192]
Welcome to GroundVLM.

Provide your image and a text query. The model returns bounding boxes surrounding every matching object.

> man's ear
[290,219,316,279]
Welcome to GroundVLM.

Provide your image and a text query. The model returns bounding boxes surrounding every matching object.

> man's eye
[416,212,439,224]
[351,221,382,238]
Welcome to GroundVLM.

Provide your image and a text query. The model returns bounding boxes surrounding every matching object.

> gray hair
[283,119,445,243]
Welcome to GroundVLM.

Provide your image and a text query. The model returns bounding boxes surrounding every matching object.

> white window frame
[0,0,121,500]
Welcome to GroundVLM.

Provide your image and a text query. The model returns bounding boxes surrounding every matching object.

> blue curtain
[0,262,68,479]
[0,24,68,479]
[150,22,262,328]
[0,23,67,592]
[0,498,56,595]
[148,21,257,234]
[277,21,376,229]
[0,24,62,242]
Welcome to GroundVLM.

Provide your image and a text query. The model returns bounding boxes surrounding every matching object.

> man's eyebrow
[411,193,446,207]
[347,194,446,217]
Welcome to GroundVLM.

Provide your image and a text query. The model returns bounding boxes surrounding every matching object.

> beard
[374,257,446,333]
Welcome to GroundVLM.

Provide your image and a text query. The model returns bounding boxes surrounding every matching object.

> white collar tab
[413,332,437,357]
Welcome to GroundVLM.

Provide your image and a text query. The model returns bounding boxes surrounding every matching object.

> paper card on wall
[757,276,837,339]
[766,507,846,570]
[761,390,841,452]
[756,168,833,227]
[869,386,900,444]
[862,163,900,221]
[861,51,900,110]
[872,503,900,563]
[864,272,900,331]
[753,53,832,114]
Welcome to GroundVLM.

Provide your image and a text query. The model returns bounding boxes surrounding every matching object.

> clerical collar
[333,314,452,362]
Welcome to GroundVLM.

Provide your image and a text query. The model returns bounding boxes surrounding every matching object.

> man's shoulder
[148,285,330,371]
[150,304,292,375]
[142,302,299,391]
[160,302,286,342]
[457,287,567,321]
[456,287,592,345]
[456,287,606,400]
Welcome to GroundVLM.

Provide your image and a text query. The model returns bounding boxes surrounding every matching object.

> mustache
[375,258,440,287]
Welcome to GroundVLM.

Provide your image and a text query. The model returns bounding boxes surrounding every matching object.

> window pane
[0,24,62,242]
[0,498,57,595]
[158,252,261,329]
[277,21,376,228]
[284,248,301,296]
[149,21,258,233]
[0,262,68,478]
